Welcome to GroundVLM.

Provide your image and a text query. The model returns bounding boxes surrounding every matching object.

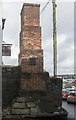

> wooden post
[52,0,57,77]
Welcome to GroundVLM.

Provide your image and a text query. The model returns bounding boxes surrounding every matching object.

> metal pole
[52,0,57,77]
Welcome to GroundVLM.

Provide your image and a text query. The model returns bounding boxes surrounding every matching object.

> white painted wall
[0,0,2,118]
[0,0,2,65]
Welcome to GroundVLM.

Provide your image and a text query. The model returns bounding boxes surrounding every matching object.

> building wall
[0,2,2,118]
[2,66,20,107]
[46,77,62,107]
[20,72,48,91]
[2,66,62,109]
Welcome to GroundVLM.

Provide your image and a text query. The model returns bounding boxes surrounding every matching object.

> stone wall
[46,77,62,107]
[2,66,62,109]
[2,66,62,117]
[20,72,49,91]
[2,66,20,107]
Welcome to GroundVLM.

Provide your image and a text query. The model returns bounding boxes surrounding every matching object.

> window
[30,58,36,66]
[2,46,11,56]
[5,48,9,53]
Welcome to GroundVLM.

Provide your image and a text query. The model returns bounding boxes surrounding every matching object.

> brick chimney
[19,3,46,91]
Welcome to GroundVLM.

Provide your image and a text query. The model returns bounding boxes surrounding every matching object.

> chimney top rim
[20,3,40,15]
[23,3,40,7]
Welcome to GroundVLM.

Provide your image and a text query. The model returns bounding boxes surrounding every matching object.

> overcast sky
[2,0,75,75]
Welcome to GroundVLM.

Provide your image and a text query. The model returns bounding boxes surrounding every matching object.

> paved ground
[62,100,76,120]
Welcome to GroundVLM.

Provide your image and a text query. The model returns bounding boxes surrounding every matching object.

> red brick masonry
[19,3,46,91]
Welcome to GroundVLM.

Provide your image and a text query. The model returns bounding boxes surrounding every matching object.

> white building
[0,0,2,118]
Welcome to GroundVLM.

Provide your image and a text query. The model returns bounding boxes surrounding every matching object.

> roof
[49,75,54,77]
[2,41,12,46]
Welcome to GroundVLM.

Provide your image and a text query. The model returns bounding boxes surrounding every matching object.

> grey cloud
[57,2,74,35]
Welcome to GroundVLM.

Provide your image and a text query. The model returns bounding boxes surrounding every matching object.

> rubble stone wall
[2,66,62,108]
[46,77,62,107]
[2,66,20,107]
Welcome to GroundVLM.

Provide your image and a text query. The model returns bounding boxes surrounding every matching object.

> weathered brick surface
[18,3,45,91]
[21,3,40,28]
[21,57,43,73]
[20,26,41,52]
[19,49,43,66]
[20,72,47,91]
[19,3,43,73]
